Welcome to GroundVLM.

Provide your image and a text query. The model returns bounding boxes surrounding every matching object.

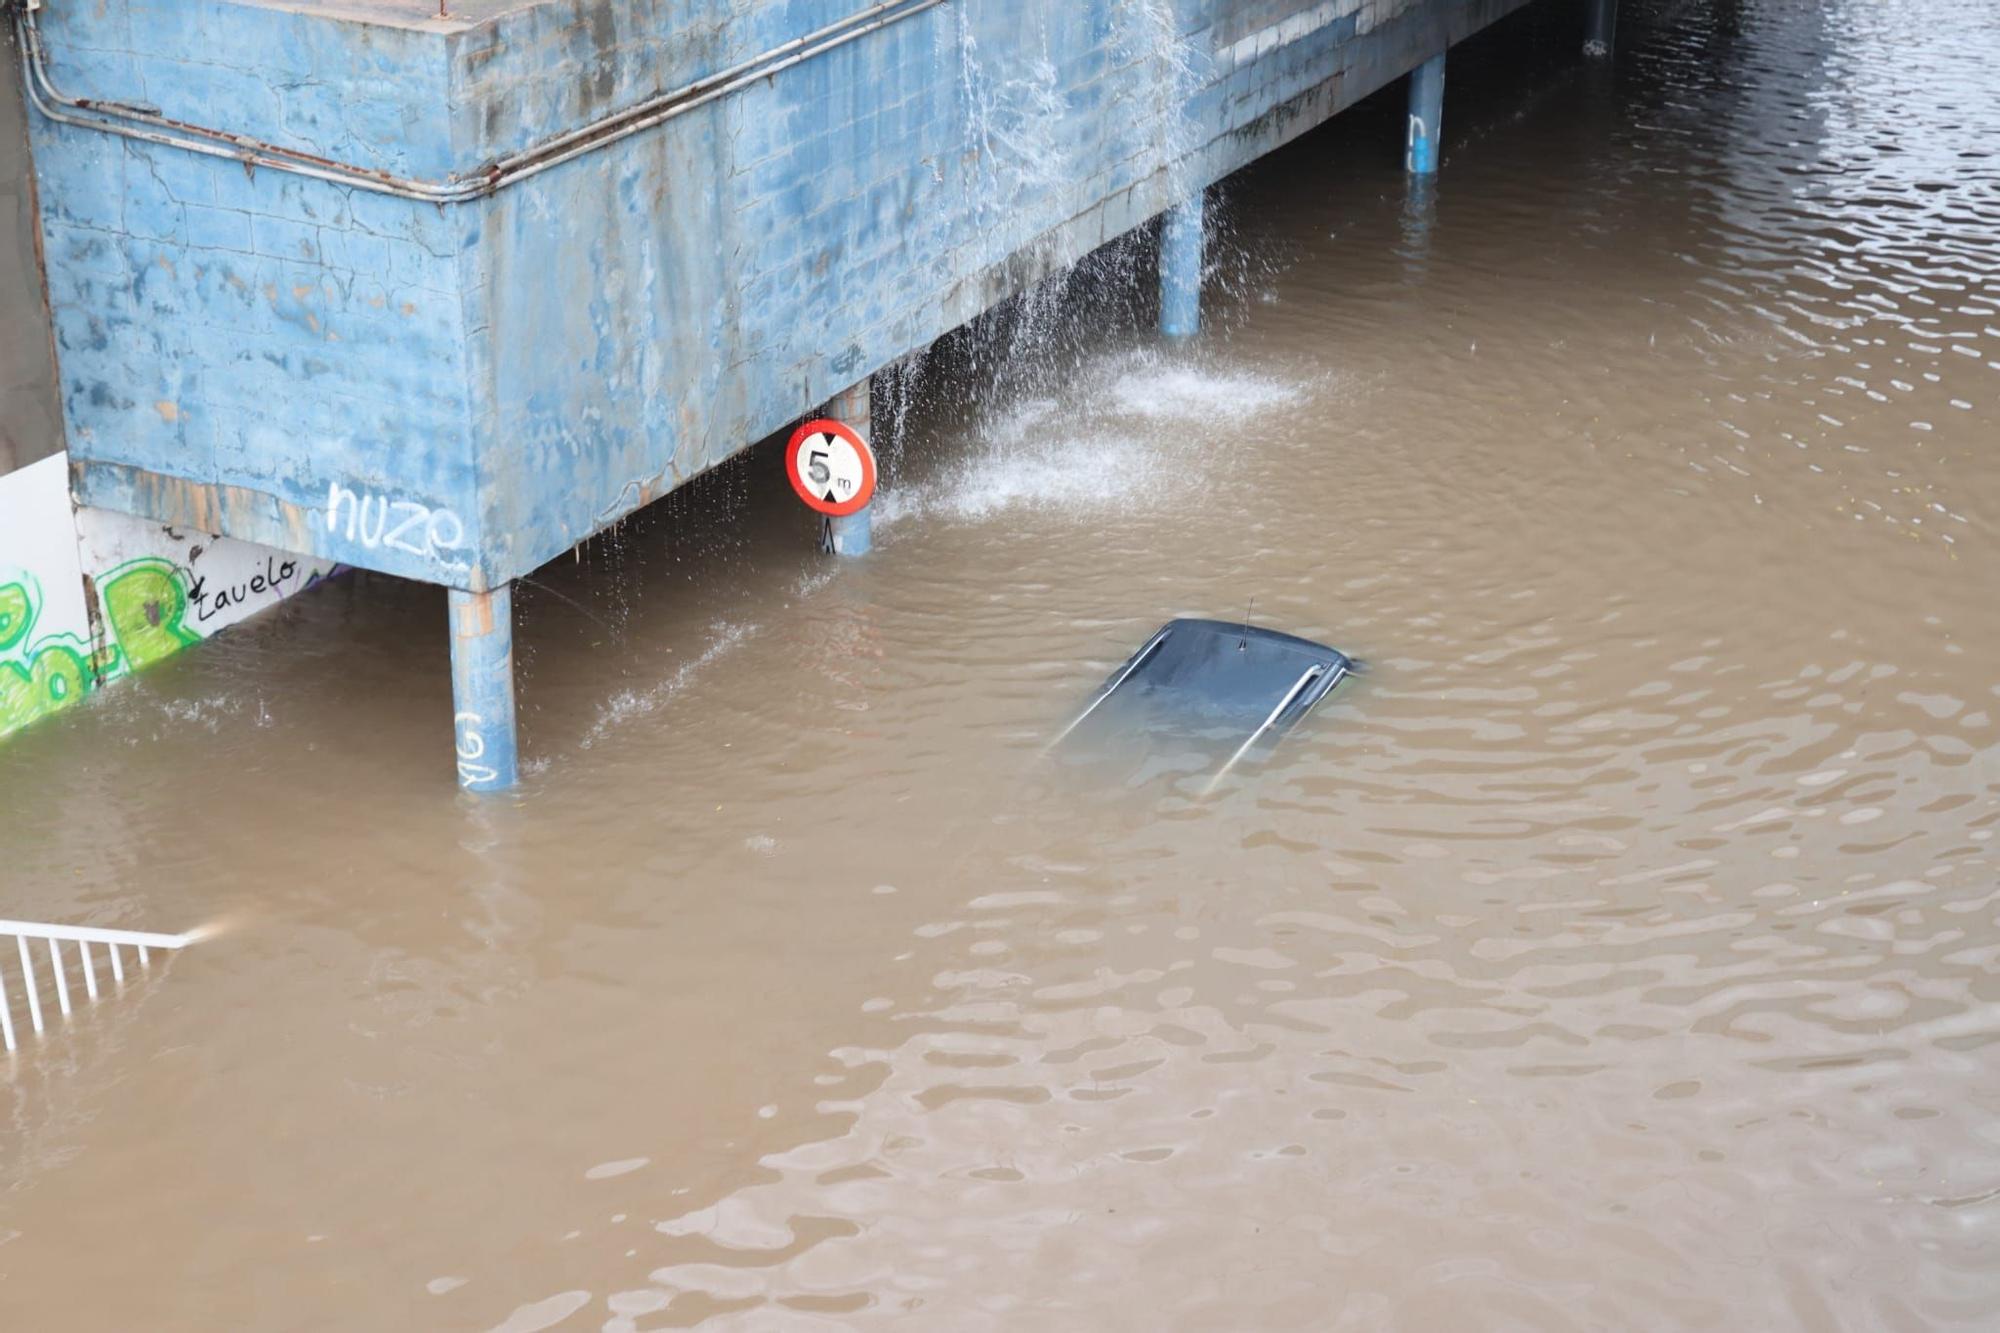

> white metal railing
[0,918,205,1052]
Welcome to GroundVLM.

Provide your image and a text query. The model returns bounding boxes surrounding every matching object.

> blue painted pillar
[448,586,519,792]
[1400,172,1437,263]
[828,378,872,556]
[1160,193,1204,339]
[1585,0,1617,57]
[1406,55,1446,175]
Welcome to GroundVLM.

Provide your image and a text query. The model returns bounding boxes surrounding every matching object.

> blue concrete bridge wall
[26,0,1534,591]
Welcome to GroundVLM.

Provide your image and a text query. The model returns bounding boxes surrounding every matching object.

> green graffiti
[0,578,95,739]
[100,561,201,670]
[0,582,28,651]
[2,553,318,742]
[0,641,90,734]
[3,561,199,739]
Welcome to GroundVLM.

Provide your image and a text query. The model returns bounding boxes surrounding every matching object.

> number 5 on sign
[786,418,877,517]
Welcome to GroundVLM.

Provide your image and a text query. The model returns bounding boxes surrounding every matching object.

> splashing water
[876,351,1307,528]
[13,4,2000,1329]
[921,0,1210,405]
[578,621,757,750]
[1104,360,1311,422]
[1112,0,1202,199]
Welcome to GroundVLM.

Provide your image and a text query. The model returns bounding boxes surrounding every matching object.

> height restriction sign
[786,418,877,517]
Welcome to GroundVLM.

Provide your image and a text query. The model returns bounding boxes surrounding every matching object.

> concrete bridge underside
[17,0,1617,787]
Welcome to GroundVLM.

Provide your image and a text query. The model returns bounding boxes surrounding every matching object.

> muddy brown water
[5,1,1999,1328]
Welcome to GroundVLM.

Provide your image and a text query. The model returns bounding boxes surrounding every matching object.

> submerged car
[1054,617,1354,790]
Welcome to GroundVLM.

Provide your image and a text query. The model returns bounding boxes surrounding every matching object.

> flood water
[6,0,2000,1328]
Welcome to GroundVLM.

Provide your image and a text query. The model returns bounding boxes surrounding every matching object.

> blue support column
[1159,193,1204,339]
[1400,173,1437,266]
[448,585,519,792]
[828,378,872,556]
[1585,0,1617,57]
[1406,54,1446,176]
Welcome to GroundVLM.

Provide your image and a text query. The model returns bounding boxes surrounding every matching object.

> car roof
[1056,617,1353,773]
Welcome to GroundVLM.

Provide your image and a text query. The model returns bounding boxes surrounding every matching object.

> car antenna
[1239,596,1255,651]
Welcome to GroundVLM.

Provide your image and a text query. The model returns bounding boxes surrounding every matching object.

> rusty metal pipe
[12,0,948,204]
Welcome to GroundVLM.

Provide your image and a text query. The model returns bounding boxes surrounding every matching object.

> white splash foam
[580,622,754,749]
[793,567,837,598]
[1104,363,1304,421]
[937,430,1163,520]
[876,355,1306,531]
[156,695,242,731]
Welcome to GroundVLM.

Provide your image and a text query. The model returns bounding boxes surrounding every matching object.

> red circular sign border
[785,418,878,518]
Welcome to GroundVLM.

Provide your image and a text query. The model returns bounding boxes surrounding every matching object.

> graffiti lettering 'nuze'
[325,483,467,570]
